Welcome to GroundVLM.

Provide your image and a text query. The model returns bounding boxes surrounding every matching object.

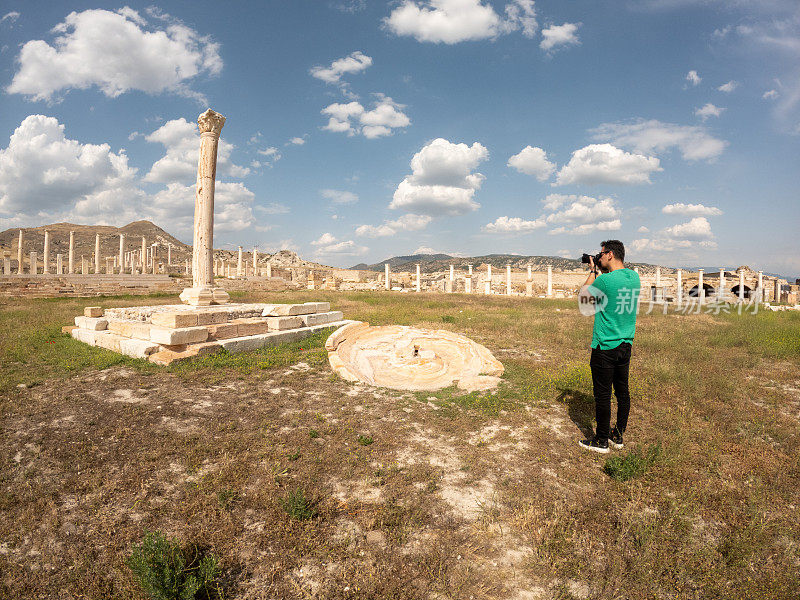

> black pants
[590,342,632,442]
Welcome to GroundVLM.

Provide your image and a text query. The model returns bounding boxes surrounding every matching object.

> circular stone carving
[325,322,504,392]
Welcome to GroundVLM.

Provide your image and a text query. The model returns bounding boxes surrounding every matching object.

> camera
[581,252,602,265]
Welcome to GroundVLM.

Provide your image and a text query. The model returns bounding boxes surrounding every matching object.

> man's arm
[581,257,600,288]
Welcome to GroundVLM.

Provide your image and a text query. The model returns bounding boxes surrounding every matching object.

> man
[578,240,640,453]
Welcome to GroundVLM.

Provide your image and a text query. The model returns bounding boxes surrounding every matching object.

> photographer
[577,240,640,453]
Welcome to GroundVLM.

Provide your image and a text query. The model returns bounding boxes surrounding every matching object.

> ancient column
[758,271,763,302]
[140,237,147,274]
[17,229,23,274]
[118,234,125,274]
[167,244,172,266]
[56,253,63,275]
[253,248,259,276]
[738,270,745,302]
[237,246,243,277]
[94,234,101,274]
[179,109,228,304]
[67,231,75,274]
[415,264,421,292]
[106,257,113,274]
[266,262,272,278]
[719,269,725,301]
[3,251,11,275]
[465,264,473,294]
[546,265,553,298]
[42,230,50,274]
[526,265,533,297]
[506,264,512,295]
[448,264,454,293]
[185,258,189,275]
[485,264,492,295]
[29,251,37,275]
[676,269,682,307]
[81,256,87,275]
[385,263,390,290]
[654,266,661,301]
[774,280,782,303]
[698,269,705,302]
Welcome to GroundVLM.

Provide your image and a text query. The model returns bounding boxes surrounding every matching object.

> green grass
[604,443,662,482]
[279,489,319,521]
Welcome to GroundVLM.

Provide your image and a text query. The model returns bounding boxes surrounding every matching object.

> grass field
[1,290,799,599]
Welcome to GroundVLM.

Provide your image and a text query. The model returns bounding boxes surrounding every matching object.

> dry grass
[1,290,799,599]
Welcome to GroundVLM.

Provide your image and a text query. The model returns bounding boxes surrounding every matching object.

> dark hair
[601,240,625,262]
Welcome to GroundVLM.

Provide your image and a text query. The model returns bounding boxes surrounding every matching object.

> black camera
[581,252,602,265]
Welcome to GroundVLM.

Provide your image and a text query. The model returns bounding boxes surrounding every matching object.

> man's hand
[582,256,598,287]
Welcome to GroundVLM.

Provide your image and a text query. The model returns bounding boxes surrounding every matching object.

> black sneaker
[578,437,609,454]
[609,427,624,450]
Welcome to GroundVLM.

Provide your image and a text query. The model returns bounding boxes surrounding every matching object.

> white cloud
[542,194,621,234]
[695,103,725,121]
[310,51,372,84]
[311,232,338,246]
[631,216,717,253]
[255,202,290,215]
[413,246,466,256]
[540,22,581,51]
[143,118,249,183]
[7,8,221,102]
[663,216,714,240]
[313,239,369,256]
[389,138,488,216]
[321,189,359,204]
[590,119,728,161]
[384,0,537,44]
[507,146,556,181]
[257,146,282,166]
[483,216,545,234]
[637,226,649,233]
[555,144,661,185]
[717,80,738,93]
[321,95,410,138]
[355,213,432,237]
[662,202,723,216]
[0,114,142,225]
[763,89,779,99]
[288,135,308,145]
[1,11,20,24]
[685,70,701,86]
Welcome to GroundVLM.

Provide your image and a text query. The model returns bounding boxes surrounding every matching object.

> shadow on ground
[557,388,595,438]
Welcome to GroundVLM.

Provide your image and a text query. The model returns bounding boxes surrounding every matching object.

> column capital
[198,109,226,135]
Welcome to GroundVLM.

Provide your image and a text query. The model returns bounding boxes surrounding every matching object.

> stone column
[485,264,492,295]
[94,234,101,274]
[718,268,725,301]
[385,263,390,290]
[266,262,272,278]
[167,244,172,266]
[55,253,62,274]
[237,246,243,277]
[42,230,50,274]
[118,234,125,274]
[466,264,473,294]
[253,248,259,276]
[181,108,229,306]
[185,258,189,275]
[67,231,75,274]
[81,256,87,275]
[415,264,421,292]
[506,264,512,295]
[698,269,705,302]
[774,280,782,303]
[29,251,37,275]
[758,271,763,302]
[738,270,745,302]
[3,251,11,275]
[676,269,682,306]
[448,264,454,293]
[17,229,23,274]
[106,257,113,274]
[546,265,553,298]
[526,265,533,296]
[140,237,147,274]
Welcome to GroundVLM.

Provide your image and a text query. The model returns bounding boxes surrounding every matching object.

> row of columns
[384,263,555,297]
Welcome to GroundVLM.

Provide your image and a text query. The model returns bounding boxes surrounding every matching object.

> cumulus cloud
[7,8,221,102]
[288,135,308,145]
[663,216,714,240]
[483,216,545,234]
[662,202,722,216]
[507,145,556,181]
[321,95,410,138]
[389,138,488,216]
[313,239,369,256]
[257,146,281,166]
[384,0,537,44]
[0,114,142,225]
[590,119,728,162]
[542,194,621,234]
[685,70,701,86]
[631,216,717,253]
[311,232,338,246]
[1,11,20,24]
[143,118,249,183]
[555,144,661,185]
[695,103,725,121]
[310,51,372,84]
[763,89,779,99]
[321,189,358,204]
[540,22,581,51]
[717,80,738,93]
[355,213,432,237]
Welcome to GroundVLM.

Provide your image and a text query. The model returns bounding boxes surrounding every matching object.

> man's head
[598,239,625,270]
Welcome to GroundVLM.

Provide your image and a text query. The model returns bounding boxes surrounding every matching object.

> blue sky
[0,0,797,275]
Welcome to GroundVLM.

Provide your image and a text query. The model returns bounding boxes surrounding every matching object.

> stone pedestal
[181,109,229,306]
[43,230,50,274]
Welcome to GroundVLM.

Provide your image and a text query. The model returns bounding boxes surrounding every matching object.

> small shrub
[216,488,239,510]
[308,429,320,439]
[441,315,456,323]
[280,488,319,521]
[604,443,661,482]
[287,450,301,461]
[357,434,374,446]
[126,531,221,600]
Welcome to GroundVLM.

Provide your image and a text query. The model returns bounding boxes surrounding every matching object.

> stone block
[266,315,303,330]
[299,311,344,327]
[219,329,308,354]
[84,306,103,318]
[148,341,221,366]
[303,301,330,313]
[149,325,209,345]
[151,312,198,328]
[108,320,152,339]
[75,316,108,331]
[196,310,228,325]
[71,328,97,346]
[233,317,271,336]
[206,323,240,340]
[62,325,77,335]
[93,331,124,353]
[119,338,160,359]
[265,303,326,316]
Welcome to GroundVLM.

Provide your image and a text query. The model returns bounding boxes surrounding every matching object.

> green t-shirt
[590,268,640,350]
